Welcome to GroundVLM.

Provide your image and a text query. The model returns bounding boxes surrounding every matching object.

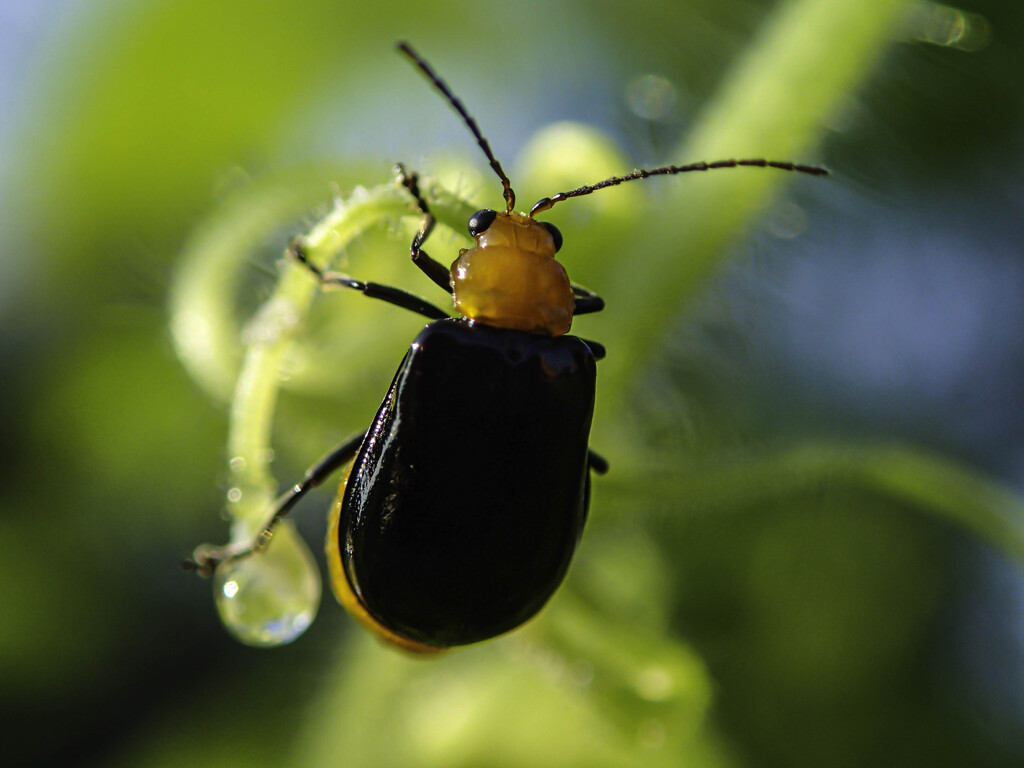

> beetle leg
[395,163,454,293]
[580,449,608,525]
[287,237,451,321]
[587,449,609,475]
[185,431,367,577]
[572,283,605,316]
[577,338,606,360]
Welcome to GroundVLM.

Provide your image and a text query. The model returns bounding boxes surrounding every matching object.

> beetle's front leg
[395,163,454,294]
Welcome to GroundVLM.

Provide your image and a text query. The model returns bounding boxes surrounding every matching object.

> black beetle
[186,41,826,652]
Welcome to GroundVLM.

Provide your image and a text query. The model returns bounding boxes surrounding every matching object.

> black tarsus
[184,432,367,577]
[394,163,455,293]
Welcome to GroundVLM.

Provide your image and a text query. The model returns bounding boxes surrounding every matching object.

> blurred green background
[4,0,1024,766]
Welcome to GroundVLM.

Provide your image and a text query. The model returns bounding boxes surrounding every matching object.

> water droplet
[634,665,675,701]
[213,522,321,646]
[766,201,808,239]
[637,718,666,749]
[625,74,678,121]
[568,660,594,688]
[909,3,990,51]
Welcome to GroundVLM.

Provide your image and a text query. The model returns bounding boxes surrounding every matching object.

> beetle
[186,42,827,652]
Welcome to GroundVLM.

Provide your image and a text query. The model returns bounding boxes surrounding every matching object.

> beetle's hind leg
[580,449,608,525]
[588,449,609,475]
[185,431,366,577]
[395,163,454,294]
[287,237,450,321]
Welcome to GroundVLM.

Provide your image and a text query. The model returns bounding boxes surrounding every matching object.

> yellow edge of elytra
[325,464,445,656]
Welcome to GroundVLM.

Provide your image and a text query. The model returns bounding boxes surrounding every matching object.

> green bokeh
[4,1,1024,766]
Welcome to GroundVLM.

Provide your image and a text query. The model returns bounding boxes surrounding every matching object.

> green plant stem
[633,441,1024,564]
[222,180,474,537]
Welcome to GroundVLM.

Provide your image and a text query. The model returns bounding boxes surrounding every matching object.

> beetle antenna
[529,159,829,216]
[397,41,516,214]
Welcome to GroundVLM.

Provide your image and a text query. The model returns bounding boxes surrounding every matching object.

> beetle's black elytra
[335,321,596,649]
[186,41,827,652]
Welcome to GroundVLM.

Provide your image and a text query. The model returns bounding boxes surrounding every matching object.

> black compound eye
[468,208,497,237]
[540,221,563,253]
